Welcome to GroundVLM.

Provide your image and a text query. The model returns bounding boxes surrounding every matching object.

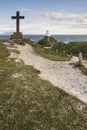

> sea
[0,34,87,43]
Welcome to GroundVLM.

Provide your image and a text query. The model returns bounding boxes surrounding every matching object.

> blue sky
[0,0,87,34]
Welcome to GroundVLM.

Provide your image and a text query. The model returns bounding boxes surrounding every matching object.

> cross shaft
[11,11,24,33]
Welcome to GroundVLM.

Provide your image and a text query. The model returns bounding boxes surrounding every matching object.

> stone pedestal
[10,32,24,39]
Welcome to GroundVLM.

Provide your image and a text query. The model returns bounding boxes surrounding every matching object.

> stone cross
[11,11,24,33]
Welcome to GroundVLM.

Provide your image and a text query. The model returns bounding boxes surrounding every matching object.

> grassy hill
[36,40,87,61]
[0,42,87,130]
[68,42,87,59]
[37,36,57,47]
[32,44,71,61]
[52,41,87,59]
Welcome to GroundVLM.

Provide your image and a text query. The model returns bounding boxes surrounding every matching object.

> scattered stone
[77,103,85,111]
[9,52,18,59]
[12,73,22,79]
[15,59,22,63]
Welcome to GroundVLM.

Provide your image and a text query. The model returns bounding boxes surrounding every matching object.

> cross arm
[20,16,25,19]
[11,16,17,19]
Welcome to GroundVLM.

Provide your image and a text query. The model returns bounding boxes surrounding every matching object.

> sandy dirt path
[15,44,87,103]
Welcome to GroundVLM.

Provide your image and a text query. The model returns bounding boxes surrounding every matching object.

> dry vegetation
[0,42,87,130]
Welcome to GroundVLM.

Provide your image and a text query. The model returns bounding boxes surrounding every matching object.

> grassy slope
[70,62,87,75]
[51,41,87,60]
[64,42,87,58]
[32,45,71,61]
[37,36,58,47]
[0,42,87,130]
[80,65,87,75]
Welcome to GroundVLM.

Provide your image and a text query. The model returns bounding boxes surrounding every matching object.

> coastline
[1,34,87,43]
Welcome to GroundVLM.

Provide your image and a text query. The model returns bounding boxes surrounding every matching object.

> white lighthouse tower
[46,30,51,37]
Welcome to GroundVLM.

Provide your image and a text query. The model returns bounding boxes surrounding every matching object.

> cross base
[10,32,25,40]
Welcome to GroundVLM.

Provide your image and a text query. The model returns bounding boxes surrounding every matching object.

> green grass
[32,45,71,61]
[80,65,87,75]
[52,41,87,60]
[0,42,87,130]
[71,62,87,75]
[65,42,87,58]
[84,56,87,60]
[37,36,58,47]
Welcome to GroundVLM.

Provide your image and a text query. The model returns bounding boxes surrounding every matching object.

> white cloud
[0,11,87,34]
[40,12,87,21]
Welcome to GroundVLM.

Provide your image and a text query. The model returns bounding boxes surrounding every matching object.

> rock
[78,51,83,65]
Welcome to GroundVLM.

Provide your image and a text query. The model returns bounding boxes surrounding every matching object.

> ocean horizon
[0,34,87,43]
